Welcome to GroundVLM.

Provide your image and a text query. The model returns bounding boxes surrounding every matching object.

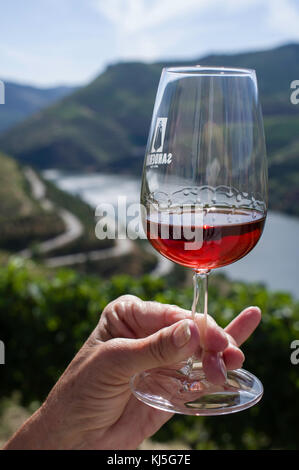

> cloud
[91,0,286,62]
[93,0,210,34]
[266,0,299,38]
[0,44,40,67]
[93,0,266,34]
[2,0,299,86]
[93,0,213,61]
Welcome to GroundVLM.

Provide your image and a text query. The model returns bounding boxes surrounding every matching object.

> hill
[0,81,76,135]
[0,43,299,214]
[0,152,64,250]
[0,152,155,276]
[0,62,161,172]
[0,151,118,258]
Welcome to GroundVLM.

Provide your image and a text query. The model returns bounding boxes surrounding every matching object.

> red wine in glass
[147,208,265,271]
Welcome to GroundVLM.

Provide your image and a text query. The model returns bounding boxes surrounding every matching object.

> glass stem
[188,270,210,372]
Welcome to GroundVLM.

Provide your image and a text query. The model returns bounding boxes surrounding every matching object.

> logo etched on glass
[151,118,167,152]
[146,117,172,167]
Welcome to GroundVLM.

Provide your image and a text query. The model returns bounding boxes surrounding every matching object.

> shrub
[0,258,298,449]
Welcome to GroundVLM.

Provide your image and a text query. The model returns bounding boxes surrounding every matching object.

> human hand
[4,295,261,450]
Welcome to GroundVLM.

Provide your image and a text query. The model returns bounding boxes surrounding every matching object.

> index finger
[99,296,192,341]
[224,306,261,346]
[125,300,227,350]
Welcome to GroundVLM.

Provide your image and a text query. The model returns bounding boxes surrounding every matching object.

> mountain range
[0,43,299,215]
[0,81,76,135]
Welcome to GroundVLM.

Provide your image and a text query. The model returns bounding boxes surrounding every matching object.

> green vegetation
[0,258,298,449]
[0,62,160,172]
[0,152,64,250]
[0,151,155,276]
[0,149,114,258]
[0,82,76,135]
[263,115,299,215]
[1,43,299,215]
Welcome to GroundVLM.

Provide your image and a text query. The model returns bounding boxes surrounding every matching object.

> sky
[1,0,299,88]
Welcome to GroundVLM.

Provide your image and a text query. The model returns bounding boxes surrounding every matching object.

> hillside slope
[0,152,64,250]
[1,43,299,171]
[0,81,76,134]
[0,62,161,172]
[0,43,299,214]
[0,152,117,265]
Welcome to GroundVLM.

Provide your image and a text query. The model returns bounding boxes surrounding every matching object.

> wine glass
[130,66,268,415]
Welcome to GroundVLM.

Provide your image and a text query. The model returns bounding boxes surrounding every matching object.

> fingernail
[250,306,261,314]
[173,320,192,348]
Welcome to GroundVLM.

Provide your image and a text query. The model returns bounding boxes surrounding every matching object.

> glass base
[130,361,263,416]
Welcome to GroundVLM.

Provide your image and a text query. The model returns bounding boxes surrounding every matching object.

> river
[43,170,299,299]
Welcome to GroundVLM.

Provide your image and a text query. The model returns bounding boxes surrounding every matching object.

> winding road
[20,167,172,277]
[19,168,84,258]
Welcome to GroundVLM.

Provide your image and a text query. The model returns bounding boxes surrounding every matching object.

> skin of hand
[3,295,261,450]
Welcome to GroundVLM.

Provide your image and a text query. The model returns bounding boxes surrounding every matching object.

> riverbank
[43,171,299,299]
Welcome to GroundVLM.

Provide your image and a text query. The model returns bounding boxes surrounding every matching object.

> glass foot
[130,361,263,416]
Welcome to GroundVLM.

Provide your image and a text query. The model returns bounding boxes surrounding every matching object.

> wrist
[3,398,83,450]
[3,404,50,450]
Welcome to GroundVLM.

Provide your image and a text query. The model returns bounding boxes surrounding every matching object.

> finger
[100,319,200,378]
[202,351,227,385]
[203,342,245,382]
[222,344,245,370]
[195,314,228,352]
[225,306,261,347]
[136,301,192,335]
[99,295,192,340]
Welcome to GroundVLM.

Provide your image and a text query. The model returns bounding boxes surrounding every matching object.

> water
[43,170,299,299]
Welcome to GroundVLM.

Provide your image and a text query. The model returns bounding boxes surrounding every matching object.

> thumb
[101,319,200,379]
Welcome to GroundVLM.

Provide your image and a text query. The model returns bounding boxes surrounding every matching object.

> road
[21,167,173,277]
[45,238,133,268]
[19,168,84,258]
